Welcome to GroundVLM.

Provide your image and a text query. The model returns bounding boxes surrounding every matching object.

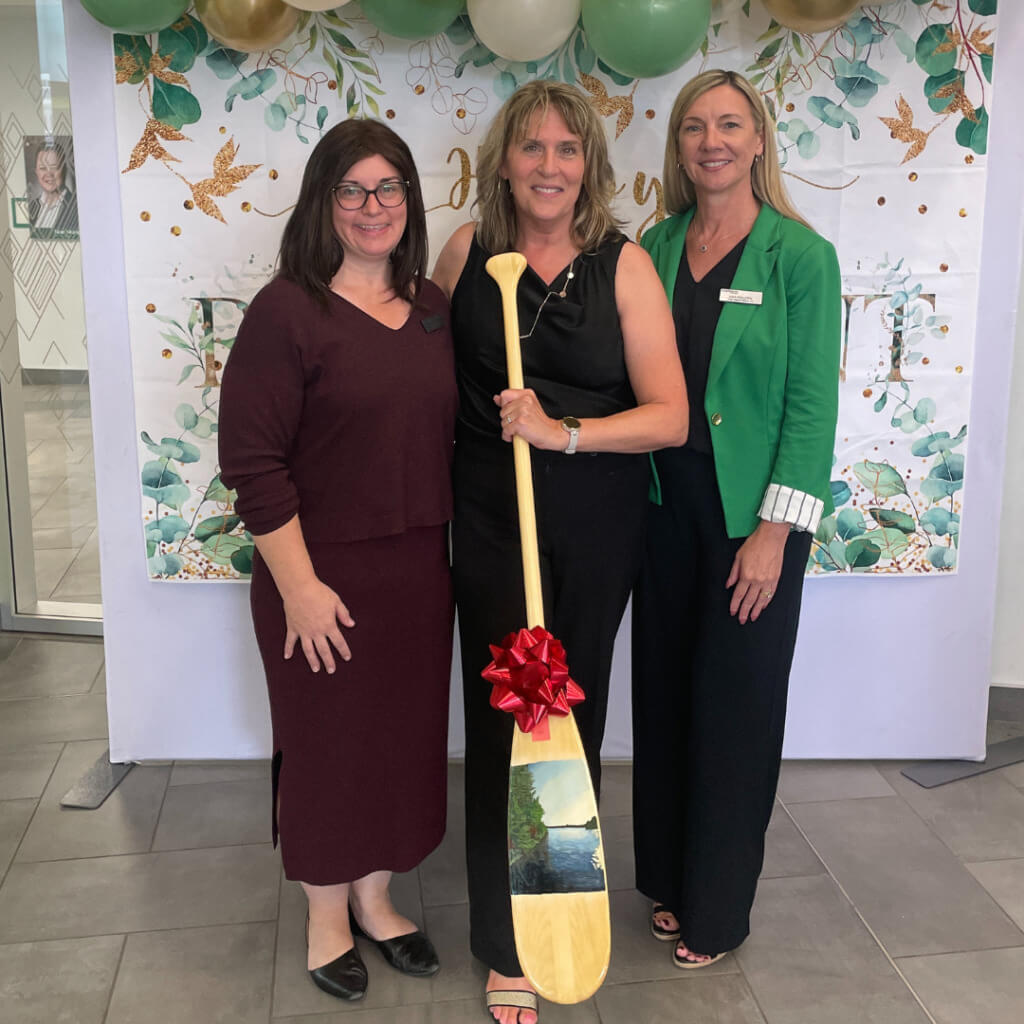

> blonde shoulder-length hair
[475,80,623,254]
[663,69,811,230]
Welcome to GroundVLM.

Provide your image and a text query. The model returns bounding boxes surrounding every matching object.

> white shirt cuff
[758,483,824,534]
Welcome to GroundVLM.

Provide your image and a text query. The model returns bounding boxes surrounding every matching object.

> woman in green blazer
[632,69,841,969]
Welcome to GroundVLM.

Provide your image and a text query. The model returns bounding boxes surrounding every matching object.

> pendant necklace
[519,256,577,340]
[691,222,747,256]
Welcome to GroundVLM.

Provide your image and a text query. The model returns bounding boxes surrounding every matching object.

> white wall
[0,5,87,372]
[67,0,1023,763]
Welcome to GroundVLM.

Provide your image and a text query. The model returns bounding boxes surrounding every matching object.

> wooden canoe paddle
[483,251,611,1004]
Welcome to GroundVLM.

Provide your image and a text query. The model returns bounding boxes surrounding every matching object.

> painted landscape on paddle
[509,759,605,896]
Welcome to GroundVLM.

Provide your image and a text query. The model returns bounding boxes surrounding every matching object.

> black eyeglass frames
[331,180,410,210]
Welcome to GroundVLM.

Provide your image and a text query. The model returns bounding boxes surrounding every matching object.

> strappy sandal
[673,941,728,970]
[485,988,538,1020]
[650,902,681,942]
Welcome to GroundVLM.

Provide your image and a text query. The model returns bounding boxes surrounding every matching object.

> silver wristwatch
[560,416,581,455]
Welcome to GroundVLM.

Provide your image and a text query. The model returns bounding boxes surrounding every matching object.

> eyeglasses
[331,180,410,210]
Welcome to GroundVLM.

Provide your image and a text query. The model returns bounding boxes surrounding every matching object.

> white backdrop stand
[64,0,1024,769]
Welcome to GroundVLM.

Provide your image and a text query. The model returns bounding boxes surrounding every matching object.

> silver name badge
[719,288,763,305]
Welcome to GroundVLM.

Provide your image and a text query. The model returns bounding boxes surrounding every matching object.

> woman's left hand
[726,520,790,625]
[494,388,564,450]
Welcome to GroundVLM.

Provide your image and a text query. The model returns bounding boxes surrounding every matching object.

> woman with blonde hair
[632,68,840,968]
[433,79,687,1023]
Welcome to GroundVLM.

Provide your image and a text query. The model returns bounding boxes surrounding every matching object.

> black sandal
[650,903,681,942]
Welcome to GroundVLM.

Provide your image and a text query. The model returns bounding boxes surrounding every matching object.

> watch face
[562,416,581,430]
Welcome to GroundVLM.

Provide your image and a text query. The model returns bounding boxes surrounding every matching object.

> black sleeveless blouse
[672,237,748,455]
[450,233,636,443]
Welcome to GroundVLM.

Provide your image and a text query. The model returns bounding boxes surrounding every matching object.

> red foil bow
[481,626,585,733]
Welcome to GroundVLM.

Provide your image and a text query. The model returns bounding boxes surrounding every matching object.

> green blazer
[642,204,841,538]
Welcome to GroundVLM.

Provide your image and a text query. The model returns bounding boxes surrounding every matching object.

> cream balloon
[195,0,300,53]
[761,0,861,33]
[284,1,350,10]
[468,0,580,64]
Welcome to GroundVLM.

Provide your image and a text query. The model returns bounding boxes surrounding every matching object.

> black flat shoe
[306,913,368,1000]
[350,909,440,978]
[309,948,368,999]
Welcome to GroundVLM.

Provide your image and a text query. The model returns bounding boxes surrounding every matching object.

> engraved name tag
[719,288,763,305]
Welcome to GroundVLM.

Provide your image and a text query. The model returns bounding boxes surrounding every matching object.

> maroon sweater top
[218,275,456,543]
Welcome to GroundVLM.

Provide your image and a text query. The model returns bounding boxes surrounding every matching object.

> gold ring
[762,590,772,598]
[506,414,513,424]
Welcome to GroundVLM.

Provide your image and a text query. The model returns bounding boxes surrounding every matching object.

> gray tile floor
[22,381,101,605]
[1,634,1023,1022]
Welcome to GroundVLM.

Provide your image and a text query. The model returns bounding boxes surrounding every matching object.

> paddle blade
[508,712,611,1003]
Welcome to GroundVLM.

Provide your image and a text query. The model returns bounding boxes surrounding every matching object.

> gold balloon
[285,1,348,10]
[195,0,300,53]
[761,0,862,34]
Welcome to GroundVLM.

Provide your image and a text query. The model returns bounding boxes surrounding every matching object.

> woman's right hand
[281,578,356,674]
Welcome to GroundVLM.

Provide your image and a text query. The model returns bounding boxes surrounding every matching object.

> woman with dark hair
[218,119,456,1001]
[433,80,687,1024]
[632,69,840,969]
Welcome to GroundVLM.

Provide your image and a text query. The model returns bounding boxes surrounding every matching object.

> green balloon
[582,0,711,80]
[359,0,466,40]
[81,0,190,34]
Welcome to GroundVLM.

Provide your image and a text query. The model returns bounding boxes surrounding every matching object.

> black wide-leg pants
[631,447,812,954]
[453,437,649,977]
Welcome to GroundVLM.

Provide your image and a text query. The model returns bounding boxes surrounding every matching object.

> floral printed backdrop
[111,0,997,580]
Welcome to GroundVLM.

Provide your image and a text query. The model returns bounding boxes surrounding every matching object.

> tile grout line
[0,740,67,891]
[267,863,283,1024]
[147,761,182,853]
[101,933,128,1024]
[776,791,909,806]
[2,840,277,871]
[777,799,940,1024]
[894,940,1024,961]
[732,955,772,1024]
[0,690,105,703]
[0,917,282,950]
[7,843,193,868]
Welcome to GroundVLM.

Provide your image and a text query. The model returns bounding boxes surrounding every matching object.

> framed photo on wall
[24,134,78,240]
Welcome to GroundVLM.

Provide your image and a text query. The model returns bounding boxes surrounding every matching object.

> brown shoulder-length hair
[663,69,811,230]
[475,80,623,254]
[278,118,427,305]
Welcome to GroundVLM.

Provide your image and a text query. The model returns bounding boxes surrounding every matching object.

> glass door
[0,0,100,633]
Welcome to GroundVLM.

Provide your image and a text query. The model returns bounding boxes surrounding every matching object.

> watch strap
[561,416,580,455]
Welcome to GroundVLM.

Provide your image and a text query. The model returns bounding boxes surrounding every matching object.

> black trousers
[453,437,649,976]
[631,447,812,954]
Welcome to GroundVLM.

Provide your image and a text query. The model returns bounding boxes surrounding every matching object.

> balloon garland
[78,1,885,70]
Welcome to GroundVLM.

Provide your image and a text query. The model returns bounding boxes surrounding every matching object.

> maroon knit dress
[218,276,457,884]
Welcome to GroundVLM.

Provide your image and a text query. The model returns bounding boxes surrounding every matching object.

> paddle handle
[485,253,545,631]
